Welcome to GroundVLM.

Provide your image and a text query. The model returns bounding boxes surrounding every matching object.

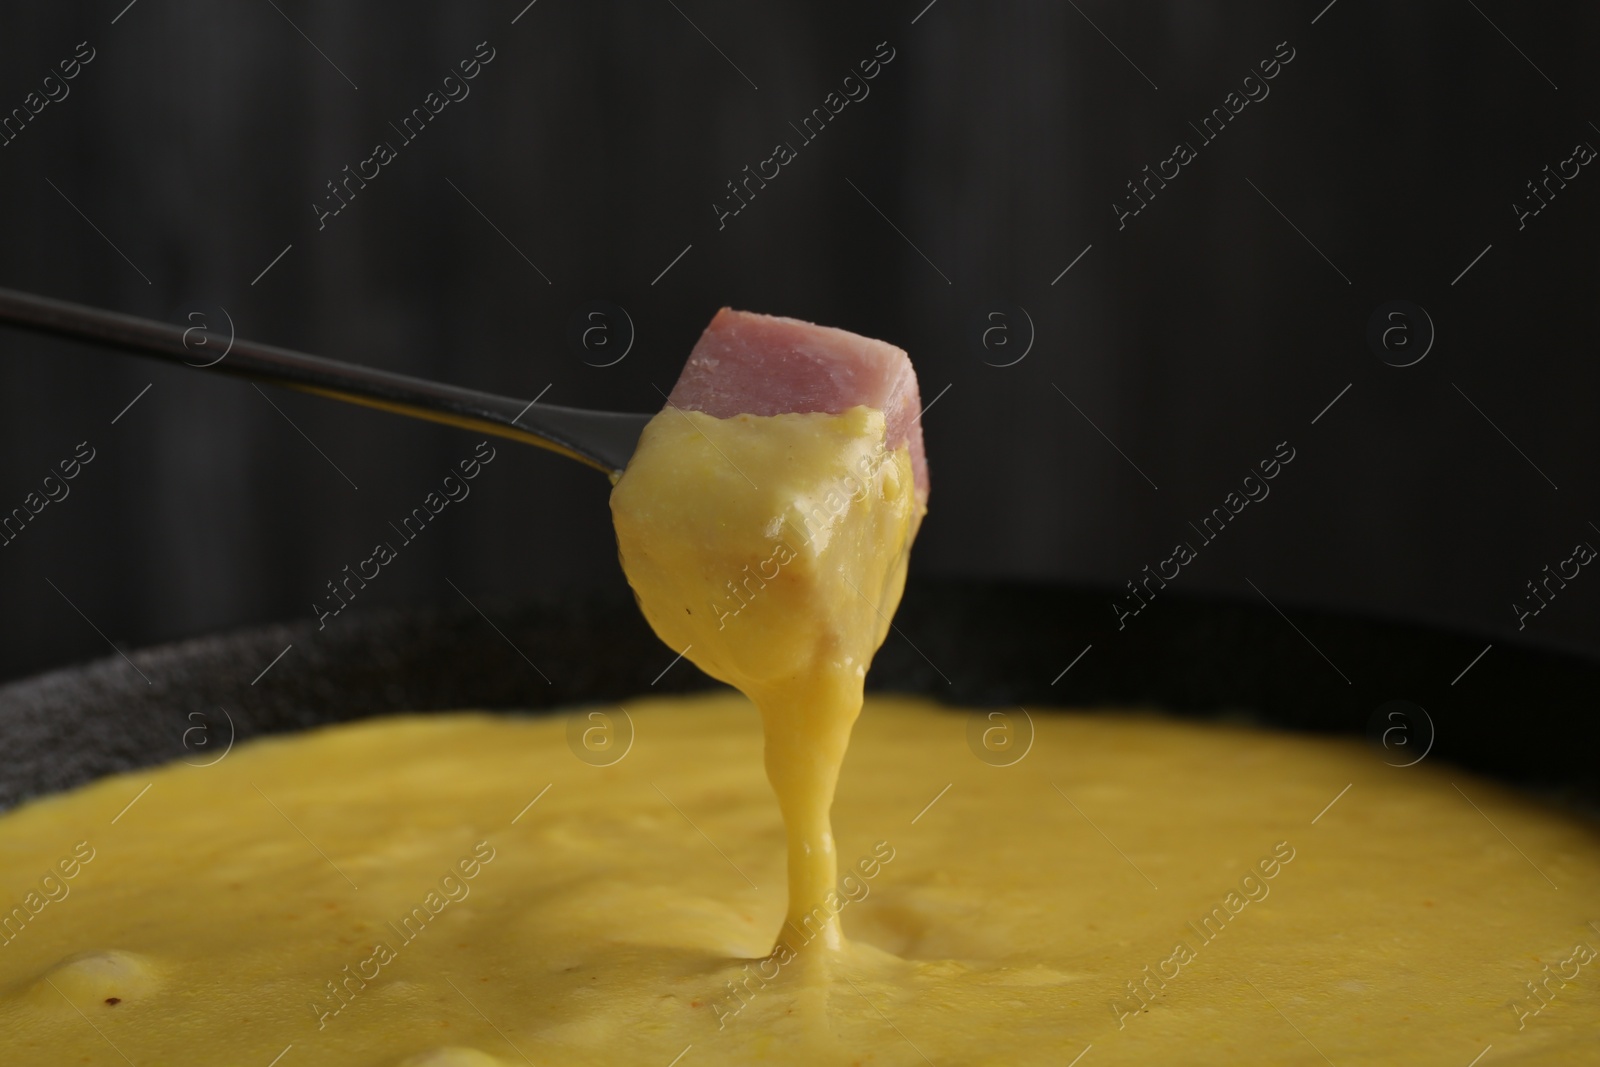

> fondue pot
[2,579,1595,813]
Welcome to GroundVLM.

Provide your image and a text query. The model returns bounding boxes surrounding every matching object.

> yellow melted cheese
[1,696,1598,1064]
[610,406,922,954]
[3,406,1598,1065]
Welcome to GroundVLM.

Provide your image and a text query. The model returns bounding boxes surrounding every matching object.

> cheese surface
[1,695,1597,1064]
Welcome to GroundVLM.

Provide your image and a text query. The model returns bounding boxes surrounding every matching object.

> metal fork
[0,286,651,476]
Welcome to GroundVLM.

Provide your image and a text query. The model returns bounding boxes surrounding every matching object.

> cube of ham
[665,309,930,503]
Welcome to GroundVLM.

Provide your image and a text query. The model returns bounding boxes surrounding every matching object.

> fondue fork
[0,286,651,476]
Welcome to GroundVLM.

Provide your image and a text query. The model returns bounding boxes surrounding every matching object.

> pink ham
[666,309,929,501]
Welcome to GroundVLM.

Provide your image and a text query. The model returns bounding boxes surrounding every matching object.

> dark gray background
[0,0,1595,686]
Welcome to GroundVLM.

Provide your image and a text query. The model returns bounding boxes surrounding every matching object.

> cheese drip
[610,406,921,952]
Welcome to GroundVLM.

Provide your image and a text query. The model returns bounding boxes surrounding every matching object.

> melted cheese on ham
[610,405,921,953]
